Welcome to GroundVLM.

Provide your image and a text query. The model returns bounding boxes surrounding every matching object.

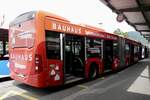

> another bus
[9,11,142,88]
[0,28,9,78]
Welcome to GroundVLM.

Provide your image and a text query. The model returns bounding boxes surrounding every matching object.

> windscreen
[10,11,36,27]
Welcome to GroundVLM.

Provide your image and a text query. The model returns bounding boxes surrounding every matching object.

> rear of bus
[9,11,46,87]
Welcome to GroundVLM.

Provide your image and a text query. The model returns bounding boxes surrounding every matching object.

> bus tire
[89,63,98,80]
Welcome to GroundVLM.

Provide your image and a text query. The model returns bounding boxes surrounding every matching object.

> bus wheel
[89,64,98,79]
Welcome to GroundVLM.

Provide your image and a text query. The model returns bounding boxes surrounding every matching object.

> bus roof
[38,11,70,23]
[78,24,105,32]
[43,11,118,40]
[125,37,141,45]
[10,10,142,43]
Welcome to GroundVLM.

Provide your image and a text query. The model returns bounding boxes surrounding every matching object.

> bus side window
[113,41,118,57]
[125,43,130,55]
[86,38,102,58]
[0,41,3,55]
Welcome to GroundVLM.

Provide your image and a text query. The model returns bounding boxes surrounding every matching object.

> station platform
[0,58,150,100]
[62,58,150,100]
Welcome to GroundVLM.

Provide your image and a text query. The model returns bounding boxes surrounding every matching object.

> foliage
[114,28,128,37]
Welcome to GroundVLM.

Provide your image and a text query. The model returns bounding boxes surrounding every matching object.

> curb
[0,77,12,82]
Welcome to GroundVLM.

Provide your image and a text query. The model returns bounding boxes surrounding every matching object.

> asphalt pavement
[0,58,150,100]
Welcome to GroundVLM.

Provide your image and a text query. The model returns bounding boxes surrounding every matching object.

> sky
[0,0,136,33]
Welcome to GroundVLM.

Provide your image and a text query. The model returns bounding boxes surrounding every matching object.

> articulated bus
[9,11,143,88]
[0,28,9,78]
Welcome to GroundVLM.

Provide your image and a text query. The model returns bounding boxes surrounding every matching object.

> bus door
[145,47,148,58]
[125,43,130,66]
[130,44,134,63]
[46,31,64,85]
[142,46,145,58]
[112,41,119,70]
[64,34,85,79]
[134,45,139,62]
[103,40,113,71]
[139,45,142,60]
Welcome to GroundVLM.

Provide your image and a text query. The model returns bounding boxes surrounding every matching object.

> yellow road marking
[0,90,37,100]
[77,85,89,89]
[0,91,13,100]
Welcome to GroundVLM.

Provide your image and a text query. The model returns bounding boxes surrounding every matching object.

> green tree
[114,28,128,37]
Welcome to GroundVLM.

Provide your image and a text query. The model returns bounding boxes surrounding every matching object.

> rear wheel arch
[89,62,99,79]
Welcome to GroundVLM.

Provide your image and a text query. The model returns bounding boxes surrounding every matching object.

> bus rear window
[10,11,36,26]
[45,30,60,59]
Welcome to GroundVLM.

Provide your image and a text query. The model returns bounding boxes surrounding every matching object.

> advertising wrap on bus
[9,11,148,88]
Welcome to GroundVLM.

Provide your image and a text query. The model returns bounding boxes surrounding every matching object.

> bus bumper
[10,71,47,88]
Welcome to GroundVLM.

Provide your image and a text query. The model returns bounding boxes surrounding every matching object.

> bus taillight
[35,54,43,73]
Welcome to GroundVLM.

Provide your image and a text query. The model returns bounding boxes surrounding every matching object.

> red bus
[9,11,141,88]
